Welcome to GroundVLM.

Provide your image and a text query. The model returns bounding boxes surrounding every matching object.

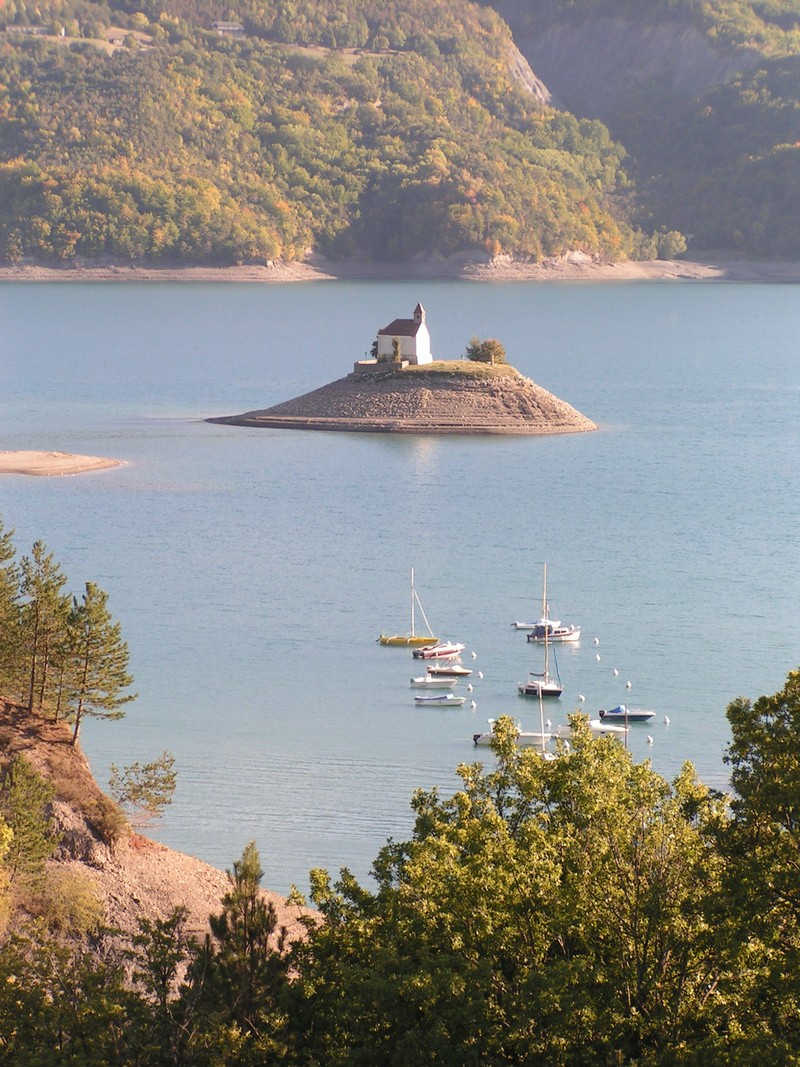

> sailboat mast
[410,567,415,637]
[542,563,549,681]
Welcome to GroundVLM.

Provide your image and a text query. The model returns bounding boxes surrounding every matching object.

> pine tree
[186,842,292,1061]
[66,581,136,746]
[0,518,21,692]
[19,541,70,714]
[0,756,60,883]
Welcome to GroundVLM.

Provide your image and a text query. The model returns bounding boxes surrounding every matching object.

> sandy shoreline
[0,451,122,476]
[2,253,800,284]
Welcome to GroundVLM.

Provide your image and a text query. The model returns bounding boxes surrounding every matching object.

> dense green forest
[495,0,800,257]
[509,0,800,53]
[616,57,800,255]
[0,0,798,264]
[0,0,679,266]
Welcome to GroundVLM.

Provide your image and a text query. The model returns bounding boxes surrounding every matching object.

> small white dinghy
[412,641,466,660]
[414,692,467,707]
[410,675,457,689]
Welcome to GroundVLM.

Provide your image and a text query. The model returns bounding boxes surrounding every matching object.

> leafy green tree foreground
[3,671,800,1062]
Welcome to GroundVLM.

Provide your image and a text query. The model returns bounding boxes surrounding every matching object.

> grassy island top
[378,360,522,380]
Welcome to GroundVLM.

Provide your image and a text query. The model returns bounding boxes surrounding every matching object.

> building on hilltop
[213,21,244,35]
[375,303,432,365]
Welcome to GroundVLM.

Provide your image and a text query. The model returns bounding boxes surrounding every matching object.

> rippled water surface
[1,279,799,894]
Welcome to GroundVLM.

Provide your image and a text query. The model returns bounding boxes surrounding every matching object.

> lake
[1,278,798,895]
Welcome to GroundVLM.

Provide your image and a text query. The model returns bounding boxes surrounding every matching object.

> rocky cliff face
[505,39,558,105]
[493,5,761,120]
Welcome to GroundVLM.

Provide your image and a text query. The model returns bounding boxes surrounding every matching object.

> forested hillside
[494,0,800,257]
[0,0,657,266]
[1,0,798,266]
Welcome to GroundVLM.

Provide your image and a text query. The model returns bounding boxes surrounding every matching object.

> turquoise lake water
[1,278,798,894]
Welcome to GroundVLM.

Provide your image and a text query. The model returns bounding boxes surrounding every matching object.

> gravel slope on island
[209,365,596,436]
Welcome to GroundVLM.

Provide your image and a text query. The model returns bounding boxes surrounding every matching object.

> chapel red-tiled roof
[378,318,421,337]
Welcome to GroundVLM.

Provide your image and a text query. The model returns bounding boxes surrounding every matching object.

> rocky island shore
[208,361,596,436]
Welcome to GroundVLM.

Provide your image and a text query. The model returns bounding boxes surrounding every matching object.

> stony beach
[3,252,800,284]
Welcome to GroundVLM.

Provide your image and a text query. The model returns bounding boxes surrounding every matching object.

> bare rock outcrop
[493,7,761,120]
[209,363,596,436]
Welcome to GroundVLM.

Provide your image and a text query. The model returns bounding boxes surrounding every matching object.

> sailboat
[378,568,438,647]
[518,563,563,698]
[512,566,580,641]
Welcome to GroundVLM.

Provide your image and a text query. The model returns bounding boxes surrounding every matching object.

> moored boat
[525,620,581,643]
[427,663,473,678]
[518,671,563,698]
[412,641,466,660]
[410,675,457,689]
[598,704,655,724]
[517,564,563,698]
[513,565,580,642]
[414,692,467,707]
[473,719,553,748]
[378,567,438,646]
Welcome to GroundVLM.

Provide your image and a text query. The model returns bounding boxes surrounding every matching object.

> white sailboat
[512,565,580,641]
[378,568,438,647]
[518,564,563,698]
[473,718,553,747]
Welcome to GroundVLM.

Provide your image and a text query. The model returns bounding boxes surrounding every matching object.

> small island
[208,304,596,436]
[0,451,122,476]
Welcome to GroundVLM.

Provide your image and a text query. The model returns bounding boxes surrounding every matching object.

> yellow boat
[378,568,438,647]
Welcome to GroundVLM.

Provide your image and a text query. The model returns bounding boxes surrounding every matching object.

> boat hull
[412,642,466,659]
[518,682,563,698]
[427,664,472,677]
[526,627,581,643]
[379,633,438,647]
[474,730,551,746]
[414,694,466,707]
[410,676,457,689]
[598,705,655,723]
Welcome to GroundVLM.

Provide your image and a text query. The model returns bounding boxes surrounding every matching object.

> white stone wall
[376,326,432,365]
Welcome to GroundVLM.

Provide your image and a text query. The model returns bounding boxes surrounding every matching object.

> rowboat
[414,692,467,707]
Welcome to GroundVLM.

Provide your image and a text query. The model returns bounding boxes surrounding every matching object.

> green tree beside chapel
[466,336,506,363]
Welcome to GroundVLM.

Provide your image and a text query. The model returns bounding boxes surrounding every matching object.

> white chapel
[375,303,432,365]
